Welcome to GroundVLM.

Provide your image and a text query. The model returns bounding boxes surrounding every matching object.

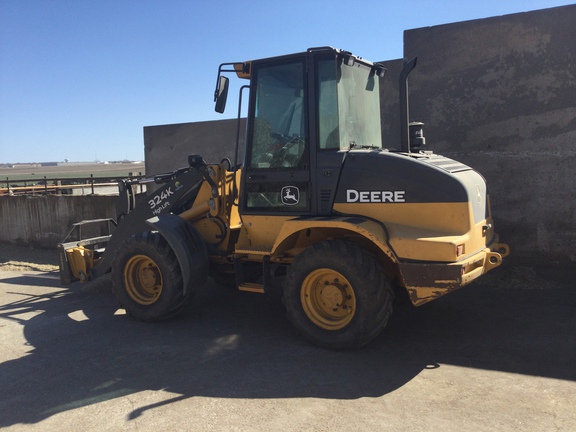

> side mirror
[214,76,229,113]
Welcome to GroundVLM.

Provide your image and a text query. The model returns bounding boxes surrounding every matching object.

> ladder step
[238,283,265,294]
[234,248,270,256]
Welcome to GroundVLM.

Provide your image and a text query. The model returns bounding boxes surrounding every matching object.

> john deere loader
[58,47,509,349]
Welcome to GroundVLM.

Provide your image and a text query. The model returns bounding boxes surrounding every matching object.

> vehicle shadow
[0,264,574,427]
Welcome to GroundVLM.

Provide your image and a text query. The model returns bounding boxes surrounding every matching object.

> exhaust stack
[399,57,418,153]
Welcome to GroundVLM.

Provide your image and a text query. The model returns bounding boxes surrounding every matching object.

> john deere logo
[281,186,299,205]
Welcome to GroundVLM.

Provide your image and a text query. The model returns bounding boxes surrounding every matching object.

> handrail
[0,174,146,196]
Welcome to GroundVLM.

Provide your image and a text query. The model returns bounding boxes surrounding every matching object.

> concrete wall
[144,119,246,176]
[0,195,117,248]
[401,5,576,261]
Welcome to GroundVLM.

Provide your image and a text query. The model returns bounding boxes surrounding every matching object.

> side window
[249,61,308,170]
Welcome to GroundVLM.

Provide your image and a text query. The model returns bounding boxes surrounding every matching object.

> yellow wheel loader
[58,47,509,349]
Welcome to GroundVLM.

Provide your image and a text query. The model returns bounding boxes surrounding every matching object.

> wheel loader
[58,47,509,349]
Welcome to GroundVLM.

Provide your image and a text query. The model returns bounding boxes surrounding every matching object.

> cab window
[248,60,308,170]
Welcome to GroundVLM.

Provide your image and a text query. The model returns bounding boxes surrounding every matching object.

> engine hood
[334,150,488,226]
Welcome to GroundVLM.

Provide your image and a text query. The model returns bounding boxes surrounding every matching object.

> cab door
[240,56,311,215]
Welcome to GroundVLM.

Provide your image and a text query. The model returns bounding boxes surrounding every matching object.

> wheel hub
[320,280,348,311]
[301,269,356,330]
[140,266,159,289]
[124,254,163,305]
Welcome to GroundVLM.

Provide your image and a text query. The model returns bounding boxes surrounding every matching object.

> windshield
[317,58,382,150]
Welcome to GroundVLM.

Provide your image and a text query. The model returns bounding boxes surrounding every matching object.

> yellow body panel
[234,215,398,262]
[178,164,242,253]
[65,246,94,281]
[334,201,471,235]
[270,216,396,261]
[235,215,293,253]
[398,237,510,306]
[334,201,492,262]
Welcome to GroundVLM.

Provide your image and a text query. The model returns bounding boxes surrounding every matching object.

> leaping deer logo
[281,186,299,205]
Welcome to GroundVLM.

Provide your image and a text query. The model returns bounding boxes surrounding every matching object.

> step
[234,248,270,256]
[238,282,265,294]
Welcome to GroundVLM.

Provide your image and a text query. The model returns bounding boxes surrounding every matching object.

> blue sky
[1,0,573,163]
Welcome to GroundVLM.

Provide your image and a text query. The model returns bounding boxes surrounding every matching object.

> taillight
[456,244,465,257]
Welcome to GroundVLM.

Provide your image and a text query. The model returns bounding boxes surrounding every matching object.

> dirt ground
[0,244,60,272]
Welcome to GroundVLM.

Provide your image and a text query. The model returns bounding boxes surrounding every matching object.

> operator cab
[215,47,386,216]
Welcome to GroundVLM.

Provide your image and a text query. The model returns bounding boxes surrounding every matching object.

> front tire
[112,231,191,321]
[283,240,394,349]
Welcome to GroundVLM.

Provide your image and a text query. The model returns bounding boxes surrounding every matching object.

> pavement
[0,263,575,431]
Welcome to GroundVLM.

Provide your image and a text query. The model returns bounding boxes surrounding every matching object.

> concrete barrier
[0,195,117,249]
[401,5,576,263]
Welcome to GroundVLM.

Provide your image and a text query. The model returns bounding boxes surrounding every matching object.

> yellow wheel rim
[301,268,356,330]
[124,254,163,305]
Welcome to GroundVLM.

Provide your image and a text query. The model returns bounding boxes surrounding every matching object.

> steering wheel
[270,135,304,168]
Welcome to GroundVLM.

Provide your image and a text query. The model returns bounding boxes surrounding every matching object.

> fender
[271,215,398,263]
[87,168,205,281]
[146,213,209,295]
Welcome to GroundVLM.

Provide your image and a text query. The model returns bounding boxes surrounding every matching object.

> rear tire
[283,240,394,349]
[112,231,191,321]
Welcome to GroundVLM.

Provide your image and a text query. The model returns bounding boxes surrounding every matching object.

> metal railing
[0,173,145,196]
